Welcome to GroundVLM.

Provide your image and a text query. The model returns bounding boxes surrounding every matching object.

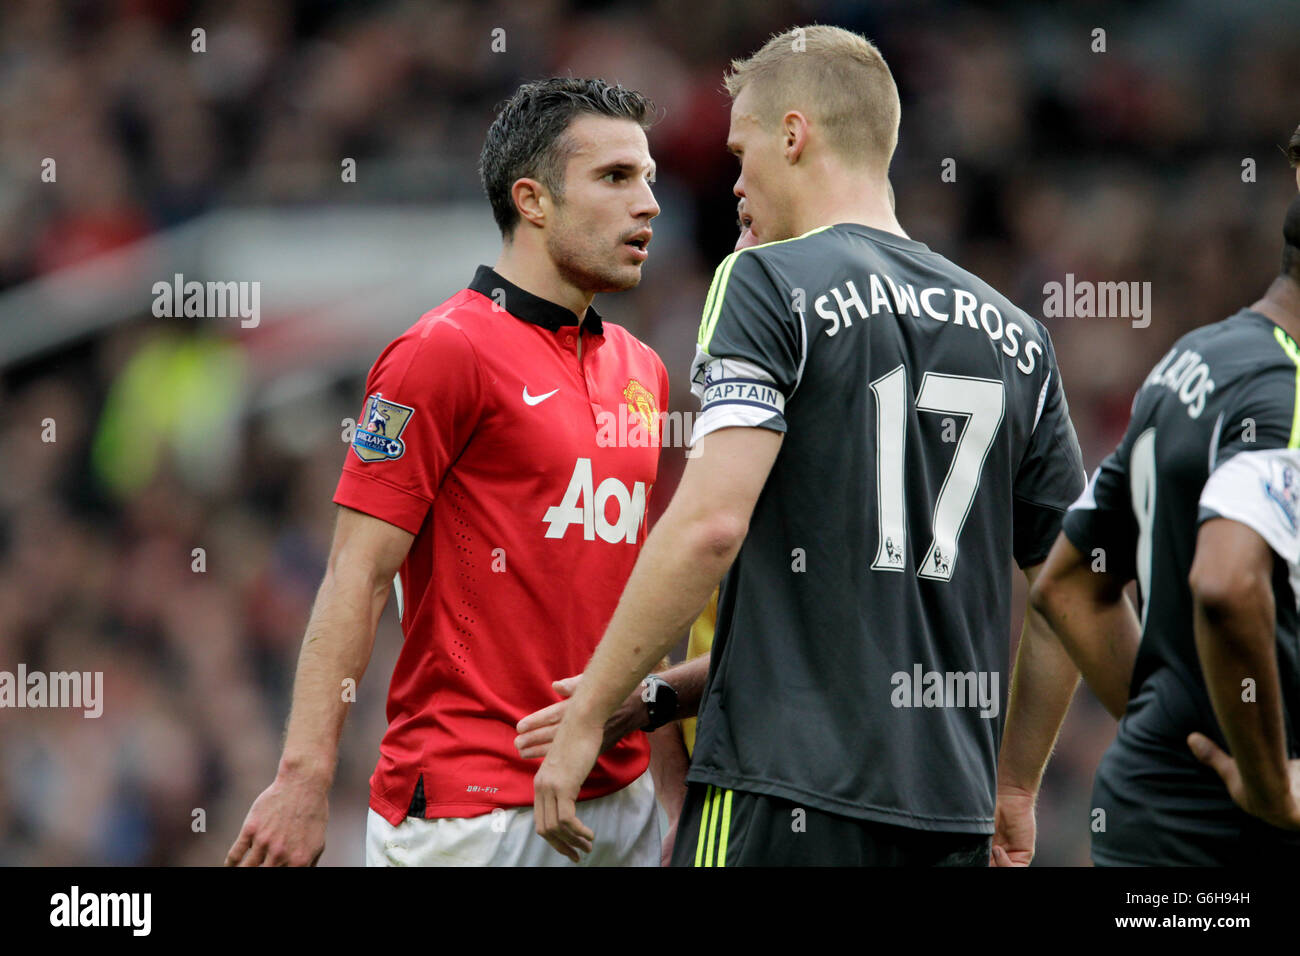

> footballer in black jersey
[1035,151,1300,865]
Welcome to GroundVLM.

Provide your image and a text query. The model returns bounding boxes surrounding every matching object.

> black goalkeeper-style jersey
[1064,308,1300,865]
[686,222,1085,833]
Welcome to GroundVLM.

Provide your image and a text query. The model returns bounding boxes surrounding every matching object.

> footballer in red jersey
[340,266,667,823]
[226,77,670,867]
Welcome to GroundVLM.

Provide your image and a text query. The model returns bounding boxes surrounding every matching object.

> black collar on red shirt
[469,265,603,335]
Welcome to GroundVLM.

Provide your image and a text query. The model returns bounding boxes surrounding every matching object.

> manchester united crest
[623,379,658,435]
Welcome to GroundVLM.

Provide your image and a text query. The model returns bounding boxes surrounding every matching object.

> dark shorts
[670,781,991,867]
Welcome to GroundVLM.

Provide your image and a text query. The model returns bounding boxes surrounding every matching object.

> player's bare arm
[646,721,690,865]
[992,562,1081,866]
[1187,517,1300,830]
[1029,533,1141,719]
[533,425,782,860]
[513,653,711,758]
[225,506,412,866]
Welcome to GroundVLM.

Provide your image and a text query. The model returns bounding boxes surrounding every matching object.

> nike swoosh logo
[522,386,560,406]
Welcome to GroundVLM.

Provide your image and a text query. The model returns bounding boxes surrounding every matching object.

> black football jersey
[686,223,1085,833]
[1064,308,1300,864]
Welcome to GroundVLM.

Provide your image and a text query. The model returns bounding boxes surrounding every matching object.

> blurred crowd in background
[2,0,1299,865]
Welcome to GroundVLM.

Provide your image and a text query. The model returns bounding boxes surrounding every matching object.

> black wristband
[640,674,679,732]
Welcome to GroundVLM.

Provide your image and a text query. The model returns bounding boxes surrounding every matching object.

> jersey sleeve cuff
[1199,450,1300,565]
[1060,508,1136,579]
[333,470,431,535]
[689,404,787,446]
[1011,498,1067,569]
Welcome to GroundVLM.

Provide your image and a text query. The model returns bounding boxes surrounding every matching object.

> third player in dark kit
[1035,183,1300,865]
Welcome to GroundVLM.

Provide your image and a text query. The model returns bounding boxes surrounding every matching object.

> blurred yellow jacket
[680,588,717,756]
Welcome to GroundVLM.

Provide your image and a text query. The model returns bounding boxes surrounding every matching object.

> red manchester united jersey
[334,266,668,823]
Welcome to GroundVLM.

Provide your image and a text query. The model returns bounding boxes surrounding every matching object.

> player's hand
[990,783,1036,866]
[533,715,604,861]
[1188,733,1300,831]
[514,675,647,759]
[225,773,330,866]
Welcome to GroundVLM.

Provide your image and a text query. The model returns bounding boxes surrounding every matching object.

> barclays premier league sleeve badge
[352,393,415,462]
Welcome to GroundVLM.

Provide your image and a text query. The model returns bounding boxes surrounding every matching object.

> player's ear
[511,177,548,229]
[783,110,810,163]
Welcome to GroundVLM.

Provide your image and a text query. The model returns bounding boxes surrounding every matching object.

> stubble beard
[547,222,641,295]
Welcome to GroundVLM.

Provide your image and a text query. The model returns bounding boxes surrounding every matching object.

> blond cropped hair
[724,25,900,173]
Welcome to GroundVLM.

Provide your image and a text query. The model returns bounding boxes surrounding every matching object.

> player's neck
[790,180,907,240]
[493,244,595,325]
[1251,274,1300,342]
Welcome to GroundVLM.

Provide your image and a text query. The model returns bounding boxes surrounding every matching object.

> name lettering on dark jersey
[813,275,1042,375]
[1142,346,1216,418]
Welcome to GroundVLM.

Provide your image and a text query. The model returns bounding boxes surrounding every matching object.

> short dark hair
[1280,126,1300,282]
[479,78,655,238]
[1282,195,1300,282]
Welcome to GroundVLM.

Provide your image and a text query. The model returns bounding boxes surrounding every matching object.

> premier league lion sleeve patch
[352,393,416,462]
[334,317,483,535]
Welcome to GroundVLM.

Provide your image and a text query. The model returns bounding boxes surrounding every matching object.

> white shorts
[365,770,660,866]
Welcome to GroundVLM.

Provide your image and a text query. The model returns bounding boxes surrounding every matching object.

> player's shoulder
[1180,308,1295,363]
[832,224,1052,350]
[598,319,658,354]
[1129,309,1299,434]
[595,317,642,345]
[598,321,668,374]
[926,247,1047,340]
[711,224,848,279]
[1157,309,1299,395]
[701,227,849,329]
[909,248,1061,386]
[375,289,484,365]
